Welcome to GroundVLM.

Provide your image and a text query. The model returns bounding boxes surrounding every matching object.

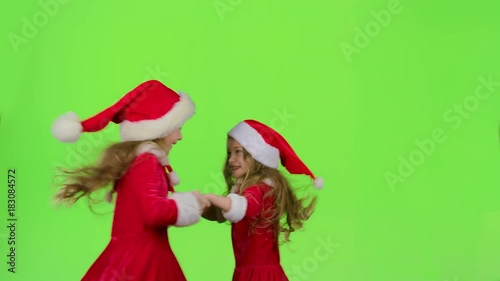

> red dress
[225,184,288,281]
[81,151,200,281]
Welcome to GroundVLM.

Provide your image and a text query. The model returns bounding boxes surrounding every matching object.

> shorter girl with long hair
[203,119,323,281]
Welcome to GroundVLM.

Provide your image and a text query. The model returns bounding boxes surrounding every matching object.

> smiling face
[227,138,249,179]
[162,128,182,154]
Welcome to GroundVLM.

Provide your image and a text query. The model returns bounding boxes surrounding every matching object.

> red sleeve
[241,185,267,219]
[130,154,179,227]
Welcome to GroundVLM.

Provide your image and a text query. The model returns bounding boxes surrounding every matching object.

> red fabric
[81,80,180,133]
[231,184,288,281]
[81,153,186,281]
[244,120,316,180]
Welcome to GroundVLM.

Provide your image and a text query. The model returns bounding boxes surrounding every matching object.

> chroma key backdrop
[1,0,500,281]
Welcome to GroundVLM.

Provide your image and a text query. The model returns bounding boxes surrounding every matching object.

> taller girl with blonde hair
[203,119,323,281]
[51,80,209,281]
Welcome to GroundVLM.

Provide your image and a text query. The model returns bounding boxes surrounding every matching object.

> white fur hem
[169,192,201,227]
[120,92,194,141]
[222,194,248,223]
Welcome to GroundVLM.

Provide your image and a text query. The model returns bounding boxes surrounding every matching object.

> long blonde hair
[53,138,167,208]
[223,137,317,244]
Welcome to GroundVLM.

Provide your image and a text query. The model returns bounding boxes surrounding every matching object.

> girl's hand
[203,193,232,212]
[193,190,210,211]
[205,193,215,202]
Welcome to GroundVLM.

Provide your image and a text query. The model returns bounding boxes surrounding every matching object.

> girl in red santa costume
[51,79,210,281]
[203,119,323,281]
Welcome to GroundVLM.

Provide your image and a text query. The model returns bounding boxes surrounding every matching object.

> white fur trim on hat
[228,121,280,168]
[120,92,194,141]
[51,112,83,143]
[169,192,201,227]
[222,193,248,223]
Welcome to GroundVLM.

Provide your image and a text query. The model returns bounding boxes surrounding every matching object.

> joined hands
[192,190,211,211]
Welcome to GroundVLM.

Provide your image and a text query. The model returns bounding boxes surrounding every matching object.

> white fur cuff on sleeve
[222,194,248,223]
[169,192,201,227]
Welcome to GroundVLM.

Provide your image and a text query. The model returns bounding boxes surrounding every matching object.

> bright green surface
[1,0,500,280]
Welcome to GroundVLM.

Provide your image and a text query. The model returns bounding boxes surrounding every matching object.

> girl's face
[162,128,182,154]
[227,139,248,179]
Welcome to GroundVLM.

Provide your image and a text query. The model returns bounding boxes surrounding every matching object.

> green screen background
[1,0,500,280]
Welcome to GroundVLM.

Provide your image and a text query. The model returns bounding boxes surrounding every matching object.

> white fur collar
[136,142,170,166]
[263,178,274,187]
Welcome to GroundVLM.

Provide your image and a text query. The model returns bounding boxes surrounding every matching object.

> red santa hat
[228,119,323,189]
[51,80,193,191]
[51,79,194,143]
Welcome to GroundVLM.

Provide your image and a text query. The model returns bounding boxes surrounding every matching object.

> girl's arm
[206,192,250,223]
[133,154,203,227]
[206,194,232,212]
[205,194,231,223]
[207,185,266,223]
